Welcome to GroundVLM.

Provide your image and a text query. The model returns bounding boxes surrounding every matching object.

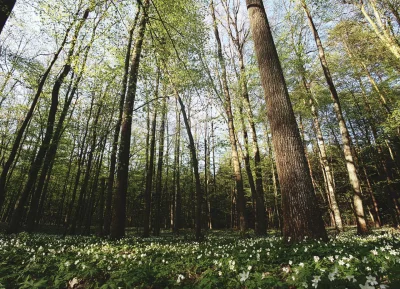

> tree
[221,0,267,235]
[0,9,79,212]
[245,0,328,242]
[104,7,140,236]
[300,0,368,234]
[111,0,150,239]
[210,0,247,234]
[344,0,400,60]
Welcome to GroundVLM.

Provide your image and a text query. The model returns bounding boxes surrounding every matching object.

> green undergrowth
[0,228,399,288]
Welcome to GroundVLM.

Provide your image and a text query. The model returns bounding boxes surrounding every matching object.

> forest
[0,0,400,288]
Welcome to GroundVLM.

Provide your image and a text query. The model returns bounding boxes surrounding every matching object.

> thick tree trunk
[0,0,16,35]
[111,0,149,240]
[300,0,368,234]
[246,0,327,242]
[211,0,247,233]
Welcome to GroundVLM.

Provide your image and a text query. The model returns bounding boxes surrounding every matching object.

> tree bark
[143,77,159,238]
[211,0,247,233]
[0,15,77,211]
[300,0,368,234]
[153,94,167,236]
[172,101,181,235]
[301,77,344,232]
[169,81,202,240]
[111,0,149,239]
[104,8,140,236]
[7,63,72,233]
[246,0,327,242]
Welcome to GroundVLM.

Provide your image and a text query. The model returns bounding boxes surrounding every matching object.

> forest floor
[0,227,399,289]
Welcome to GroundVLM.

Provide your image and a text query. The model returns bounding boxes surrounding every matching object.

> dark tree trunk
[104,8,140,236]
[0,16,76,211]
[27,23,97,231]
[246,0,327,242]
[172,102,181,235]
[0,0,16,35]
[71,100,102,234]
[111,0,149,240]
[153,93,167,236]
[64,97,94,235]
[55,140,75,227]
[7,63,72,233]
[143,103,158,237]
[238,105,258,229]
[97,177,106,236]
[168,80,202,240]
[5,8,90,233]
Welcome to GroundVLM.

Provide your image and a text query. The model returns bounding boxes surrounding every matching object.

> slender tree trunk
[153,88,166,236]
[204,109,213,230]
[301,77,344,232]
[211,0,247,233]
[169,81,202,240]
[97,177,106,236]
[6,8,90,233]
[104,8,140,236]
[223,3,267,233]
[143,78,159,238]
[298,115,318,193]
[84,133,107,234]
[0,15,77,211]
[111,0,149,239]
[25,75,76,232]
[300,0,368,234]
[71,100,102,234]
[246,0,327,242]
[55,140,75,227]
[172,102,181,235]
[238,105,258,229]
[7,65,73,233]
[64,98,94,235]
[354,0,400,59]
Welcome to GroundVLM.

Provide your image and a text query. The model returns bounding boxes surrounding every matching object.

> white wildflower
[239,271,249,283]
[312,276,321,288]
[176,274,185,284]
[366,275,378,286]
